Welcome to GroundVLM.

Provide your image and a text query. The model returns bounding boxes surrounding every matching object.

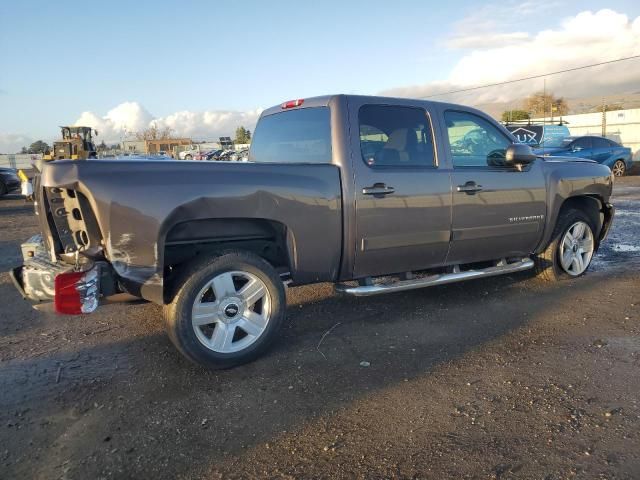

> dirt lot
[0,178,639,480]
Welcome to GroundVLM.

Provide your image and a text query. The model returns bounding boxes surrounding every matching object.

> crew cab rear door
[348,99,452,278]
[591,136,613,163]
[441,109,547,264]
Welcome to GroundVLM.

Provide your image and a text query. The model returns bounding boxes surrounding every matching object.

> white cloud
[385,9,640,105]
[74,102,154,141]
[70,102,262,144]
[0,133,34,154]
[444,0,556,49]
[1,102,263,153]
[447,32,530,49]
[151,108,263,141]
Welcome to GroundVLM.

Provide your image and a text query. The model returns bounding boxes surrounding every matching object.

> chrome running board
[336,257,534,297]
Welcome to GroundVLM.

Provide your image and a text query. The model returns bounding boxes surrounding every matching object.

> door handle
[456,181,483,194]
[362,183,395,196]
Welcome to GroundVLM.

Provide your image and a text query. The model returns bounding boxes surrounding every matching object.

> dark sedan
[535,135,633,176]
[0,167,21,196]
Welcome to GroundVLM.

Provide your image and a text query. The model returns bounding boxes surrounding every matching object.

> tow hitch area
[54,267,100,314]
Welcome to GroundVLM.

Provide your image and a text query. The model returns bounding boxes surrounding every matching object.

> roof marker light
[281,99,304,109]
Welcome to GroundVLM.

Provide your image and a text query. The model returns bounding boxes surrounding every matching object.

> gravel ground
[0,177,638,480]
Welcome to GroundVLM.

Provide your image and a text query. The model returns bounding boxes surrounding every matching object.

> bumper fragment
[599,202,615,245]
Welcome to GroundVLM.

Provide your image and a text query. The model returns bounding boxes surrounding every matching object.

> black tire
[534,208,596,282]
[0,181,6,197]
[185,154,192,160]
[164,251,286,369]
[612,160,626,177]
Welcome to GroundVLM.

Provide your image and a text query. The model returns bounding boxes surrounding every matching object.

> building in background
[122,138,193,156]
[145,138,192,155]
[121,140,146,153]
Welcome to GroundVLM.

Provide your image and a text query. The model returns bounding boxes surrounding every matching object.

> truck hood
[534,147,567,155]
[539,155,595,163]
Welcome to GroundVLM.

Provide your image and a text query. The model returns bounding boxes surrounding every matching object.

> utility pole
[543,78,547,129]
[601,97,606,137]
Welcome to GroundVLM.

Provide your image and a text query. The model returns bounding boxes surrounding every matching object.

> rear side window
[249,107,331,163]
[592,137,610,148]
[572,137,592,149]
[358,105,436,167]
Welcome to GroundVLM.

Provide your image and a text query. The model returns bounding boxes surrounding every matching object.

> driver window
[573,137,592,150]
[444,111,511,168]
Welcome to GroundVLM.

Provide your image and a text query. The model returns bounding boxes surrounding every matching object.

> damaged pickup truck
[10,95,615,369]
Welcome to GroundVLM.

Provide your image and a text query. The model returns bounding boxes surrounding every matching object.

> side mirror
[505,144,536,166]
[572,146,583,152]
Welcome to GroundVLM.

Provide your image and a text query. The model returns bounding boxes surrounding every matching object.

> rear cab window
[358,105,436,168]
[249,107,331,163]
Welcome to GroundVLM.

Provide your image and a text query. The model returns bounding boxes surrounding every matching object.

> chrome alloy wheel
[191,271,271,353]
[612,160,626,177]
[559,221,594,276]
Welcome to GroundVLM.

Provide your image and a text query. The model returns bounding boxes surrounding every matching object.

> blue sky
[1,0,640,150]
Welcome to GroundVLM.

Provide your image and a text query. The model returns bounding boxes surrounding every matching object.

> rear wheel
[185,154,193,160]
[535,209,596,281]
[164,251,286,369]
[612,160,626,177]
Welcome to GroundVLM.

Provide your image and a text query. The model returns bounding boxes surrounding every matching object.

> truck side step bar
[336,257,534,297]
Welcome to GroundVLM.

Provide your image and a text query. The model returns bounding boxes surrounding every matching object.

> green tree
[501,110,530,122]
[27,140,50,154]
[234,126,251,144]
[20,146,28,154]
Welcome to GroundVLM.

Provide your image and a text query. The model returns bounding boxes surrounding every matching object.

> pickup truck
[10,95,615,369]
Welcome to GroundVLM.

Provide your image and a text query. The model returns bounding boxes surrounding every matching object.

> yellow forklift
[43,126,98,161]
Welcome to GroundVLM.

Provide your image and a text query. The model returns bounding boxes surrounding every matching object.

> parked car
[0,167,21,196]
[11,94,615,369]
[236,149,249,162]
[534,135,633,176]
[198,149,222,161]
[204,149,223,161]
[179,151,193,160]
[217,150,236,161]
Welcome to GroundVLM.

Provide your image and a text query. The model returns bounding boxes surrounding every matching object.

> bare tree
[523,92,569,117]
[135,124,175,141]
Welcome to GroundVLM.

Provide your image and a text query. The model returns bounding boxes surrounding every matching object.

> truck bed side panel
[40,160,343,304]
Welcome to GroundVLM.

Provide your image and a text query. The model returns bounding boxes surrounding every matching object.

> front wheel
[535,209,596,281]
[164,251,286,369]
[612,160,626,177]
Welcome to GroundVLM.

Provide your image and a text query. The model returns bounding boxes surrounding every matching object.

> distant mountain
[471,92,640,120]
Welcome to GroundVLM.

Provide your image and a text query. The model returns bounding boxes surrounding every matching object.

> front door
[591,136,613,163]
[570,136,593,159]
[350,102,452,278]
[442,110,547,264]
